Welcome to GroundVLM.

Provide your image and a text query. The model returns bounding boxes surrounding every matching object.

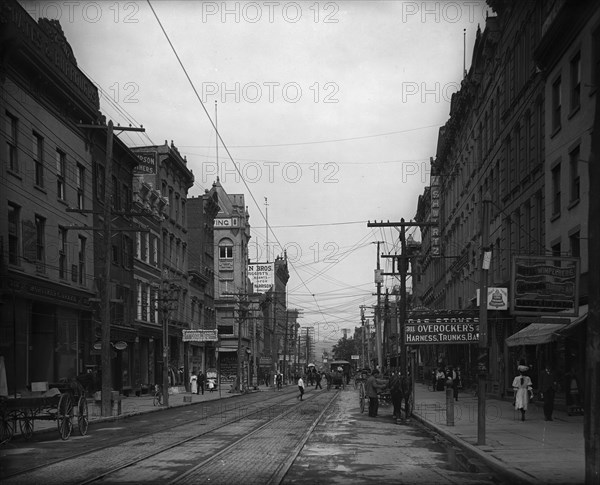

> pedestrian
[276,372,283,391]
[512,363,533,421]
[400,372,412,420]
[389,371,402,419]
[208,378,215,392]
[365,369,386,417]
[540,364,558,421]
[566,366,581,406]
[454,367,463,401]
[446,366,459,401]
[190,371,198,394]
[198,371,205,395]
[315,371,323,390]
[436,367,446,391]
[297,375,305,400]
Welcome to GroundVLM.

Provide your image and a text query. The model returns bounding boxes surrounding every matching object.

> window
[551,163,561,216]
[569,145,580,203]
[56,149,66,200]
[570,52,581,112]
[552,77,561,132]
[33,133,44,187]
[78,236,86,285]
[168,188,174,219]
[59,227,67,279]
[141,232,148,262]
[7,112,18,173]
[35,215,46,270]
[135,232,140,259]
[122,183,131,212]
[181,200,186,226]
[175,193,180,223]
[95,163,105,201]
[569,232,580,259]
[112,176,121,211]
[122,235,132,269]
[112,238,119,265]
[76,164,85,210]
[141,283,148,321]
[8,203,20,264]
[551,242,561,262]
[151,234,158,266]
[219,240,233,259]
[136,281,142,320]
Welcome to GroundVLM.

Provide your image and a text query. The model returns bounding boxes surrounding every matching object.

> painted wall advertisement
[510,256,579,316]
[248,262,274,293]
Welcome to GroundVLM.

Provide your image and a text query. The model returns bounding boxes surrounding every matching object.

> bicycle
[153,385,163,406]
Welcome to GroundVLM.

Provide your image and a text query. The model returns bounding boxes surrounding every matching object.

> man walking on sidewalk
[297,376,305,401]
[365,369,386,417]
[540,364,558,421]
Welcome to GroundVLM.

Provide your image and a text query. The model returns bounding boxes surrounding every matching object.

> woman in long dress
[190,372,198,394]
[512,364,533,421]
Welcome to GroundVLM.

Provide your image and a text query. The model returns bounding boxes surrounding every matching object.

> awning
[505,323,566,347]
[560,304,588,334]
[506,305,588,347]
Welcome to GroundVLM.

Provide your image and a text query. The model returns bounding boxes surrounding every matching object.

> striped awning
[505,323,566,347]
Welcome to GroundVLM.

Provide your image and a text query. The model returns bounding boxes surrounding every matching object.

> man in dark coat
[197,371,205,395]
[540,364,558,421]
[365,369,386,417]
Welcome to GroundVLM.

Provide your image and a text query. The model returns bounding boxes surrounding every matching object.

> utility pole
[75,121,145,417]
[477,195,491,446]
[374,241,384,372]
[368,220,436,412]
[236,296,244,392]
[283,310,289,384]
[360,306,366,369]
[399,221,408,381]
[100,121,114,417]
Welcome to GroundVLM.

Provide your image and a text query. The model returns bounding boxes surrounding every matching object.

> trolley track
[1,389,339,485]
[1,388,296,481]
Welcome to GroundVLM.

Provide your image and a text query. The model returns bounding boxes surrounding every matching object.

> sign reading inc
[405,311,479,345]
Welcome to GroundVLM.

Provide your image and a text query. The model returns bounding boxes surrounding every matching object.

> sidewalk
[410,383,585,484]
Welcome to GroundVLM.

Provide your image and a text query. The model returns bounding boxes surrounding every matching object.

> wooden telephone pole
[75,121,145,417]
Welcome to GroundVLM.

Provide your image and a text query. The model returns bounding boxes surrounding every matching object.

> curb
[411,412,538,485]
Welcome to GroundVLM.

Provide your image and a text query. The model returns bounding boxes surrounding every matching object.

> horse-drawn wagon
[0,379,89,443]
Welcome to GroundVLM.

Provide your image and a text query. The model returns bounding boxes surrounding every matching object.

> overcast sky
[22,0,490,354]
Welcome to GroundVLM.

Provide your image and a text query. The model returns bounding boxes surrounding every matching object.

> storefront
[1,275,94,393]
[505,306,587,409]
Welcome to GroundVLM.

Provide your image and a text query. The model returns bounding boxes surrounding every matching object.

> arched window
[219,238,234,260]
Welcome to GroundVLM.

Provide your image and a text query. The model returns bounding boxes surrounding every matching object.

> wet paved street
[284,388,499,484]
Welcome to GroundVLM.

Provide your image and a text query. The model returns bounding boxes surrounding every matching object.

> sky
[21,0,490,355]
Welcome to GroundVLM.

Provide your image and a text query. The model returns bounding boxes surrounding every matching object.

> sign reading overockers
[405,311,479,344]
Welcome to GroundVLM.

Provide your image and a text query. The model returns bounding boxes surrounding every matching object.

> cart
[0,380,89,443]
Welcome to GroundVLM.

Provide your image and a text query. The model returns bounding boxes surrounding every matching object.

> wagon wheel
[77,396,89,436]
[359,383,366,413]
[0,413,14,444]
[57,394,73,440]
[19,409,34,439]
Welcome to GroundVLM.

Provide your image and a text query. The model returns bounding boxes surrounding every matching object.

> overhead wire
[146,0,332,331]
